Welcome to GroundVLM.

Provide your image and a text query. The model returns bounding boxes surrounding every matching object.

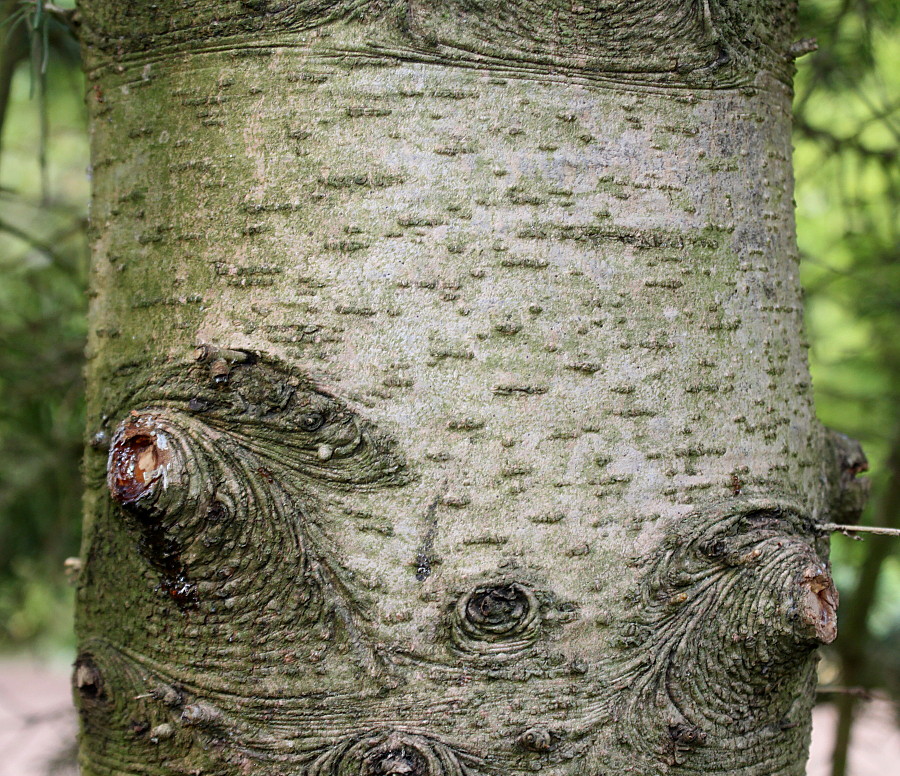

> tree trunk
[73,2,864,774]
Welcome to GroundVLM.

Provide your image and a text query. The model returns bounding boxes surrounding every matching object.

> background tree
[0,0,86,649]
[794,2,900,773]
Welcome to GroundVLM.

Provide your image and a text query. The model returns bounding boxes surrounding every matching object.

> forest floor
[0,657,897,775]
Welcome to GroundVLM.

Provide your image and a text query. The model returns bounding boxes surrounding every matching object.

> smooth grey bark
[74,2,866,775]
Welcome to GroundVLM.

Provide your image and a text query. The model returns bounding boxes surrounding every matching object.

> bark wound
[799,566,838,644]
[73,655,104,701]
[108,414,198,608]
[108,416,173,506]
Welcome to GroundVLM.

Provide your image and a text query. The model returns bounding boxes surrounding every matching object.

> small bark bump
[209,357,232,384]
[825,429,870,526]
[151,684,183,707]
[668,723,707,747]
[89,430,109,450]
[181,701,223,728]
[149,723,174,743]
[788,38,818,59]
[367,749,427,775]
[517,726,555,753]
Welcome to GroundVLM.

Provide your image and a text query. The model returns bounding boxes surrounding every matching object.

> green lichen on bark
[75,2,847,775]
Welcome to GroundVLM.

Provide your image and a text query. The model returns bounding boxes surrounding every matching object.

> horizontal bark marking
[80,1,795,90]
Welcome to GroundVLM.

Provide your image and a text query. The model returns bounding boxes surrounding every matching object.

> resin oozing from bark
[108,416,173,506]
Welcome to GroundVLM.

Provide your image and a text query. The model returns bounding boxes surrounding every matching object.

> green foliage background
[0,1,897,762]
[0,0,84,651]
[795,0,900,695]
